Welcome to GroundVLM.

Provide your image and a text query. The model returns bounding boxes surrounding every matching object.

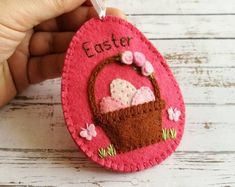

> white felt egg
[110,79,137,106]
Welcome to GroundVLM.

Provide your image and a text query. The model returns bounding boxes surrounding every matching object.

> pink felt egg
[121,51,133,65]
[100,96,127,113]
[131,87,155,105]
[133,52,146,67]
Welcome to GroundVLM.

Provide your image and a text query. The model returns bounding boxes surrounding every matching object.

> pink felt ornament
[100,96,127,113]
[142,61,154,76]
[133,52,146,67]
[121,51,133,65]
[62,16,185,173]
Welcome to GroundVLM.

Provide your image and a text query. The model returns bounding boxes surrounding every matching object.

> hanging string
[90,0,106,19]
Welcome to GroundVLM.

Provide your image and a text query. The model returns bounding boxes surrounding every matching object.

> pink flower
[141,61,154,76]
[133,52,146,67]
[121,51,133,65]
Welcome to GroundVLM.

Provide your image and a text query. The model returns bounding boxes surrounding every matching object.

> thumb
[1,0,86,31]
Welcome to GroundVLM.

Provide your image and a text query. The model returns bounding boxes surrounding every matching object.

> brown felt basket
[88,56,165,153]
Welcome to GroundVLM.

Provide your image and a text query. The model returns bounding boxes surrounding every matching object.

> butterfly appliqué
[167,107,181,122]
[80,123,97,141]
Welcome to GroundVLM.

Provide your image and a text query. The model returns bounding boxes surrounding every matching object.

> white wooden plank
[12,66,235,104]
[0,149,234,187]
[107,0,235,14]
[156,40,235,67]
[0,104,234,152]
[176,67,235,105]
[0,104,77,150]
[128,15,235,39]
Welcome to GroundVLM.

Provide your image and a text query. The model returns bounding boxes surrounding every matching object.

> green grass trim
[170,128,177,139]
[98,144,117,158]
[162,128,177,141]
[107,144,117,156]
[162,128,168,141]
[98,148,107,158]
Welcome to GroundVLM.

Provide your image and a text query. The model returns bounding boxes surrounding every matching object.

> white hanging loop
[90,0,106,19]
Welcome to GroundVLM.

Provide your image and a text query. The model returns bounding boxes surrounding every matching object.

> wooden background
[0,0,235,186]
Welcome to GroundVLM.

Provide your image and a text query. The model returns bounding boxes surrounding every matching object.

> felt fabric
[142,61,154,76]
[61,16,185,172]
[131,86,155,106]
[80,123,97,141]
[110,78,136,106]
[99,100,164,153]
[133,51,146,67]
[100,96,126,113]
[121,51,133,65]
[168,107,181,122]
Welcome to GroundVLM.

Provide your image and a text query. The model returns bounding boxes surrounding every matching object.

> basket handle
[88,54,162,118]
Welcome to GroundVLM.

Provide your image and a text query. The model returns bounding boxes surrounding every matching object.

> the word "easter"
[82,34,133,58]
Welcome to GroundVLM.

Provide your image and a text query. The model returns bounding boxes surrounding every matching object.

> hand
[0,0,125,107]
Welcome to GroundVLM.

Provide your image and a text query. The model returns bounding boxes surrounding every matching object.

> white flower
[167,107,181,122]
[80,123,97,141]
